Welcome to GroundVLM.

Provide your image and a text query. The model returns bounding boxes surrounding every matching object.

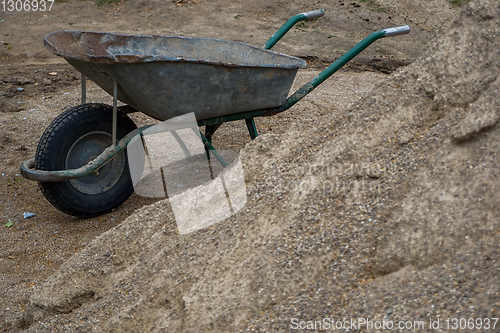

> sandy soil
[0,0,461,331]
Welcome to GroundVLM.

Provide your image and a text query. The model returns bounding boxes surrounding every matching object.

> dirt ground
[0,0,461,331]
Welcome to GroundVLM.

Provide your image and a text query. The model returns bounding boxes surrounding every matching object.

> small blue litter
[23,212,36,219]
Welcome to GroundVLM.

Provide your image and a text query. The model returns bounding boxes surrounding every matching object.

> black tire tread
[35,103,137,217]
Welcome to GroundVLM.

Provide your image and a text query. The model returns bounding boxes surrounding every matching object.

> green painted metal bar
[196,129,228,168]
[204,124,222,142]
[249,10,325,140]
[263,9,325,50]
[245,118,258,140]
[21,123,229,181]
[20,125,152,182]
[278,29,386,112]
[204,125,213,160]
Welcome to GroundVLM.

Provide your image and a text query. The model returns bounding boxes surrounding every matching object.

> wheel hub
[65,131,125,195]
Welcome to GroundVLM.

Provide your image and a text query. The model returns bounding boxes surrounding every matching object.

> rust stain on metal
[44,30,307,69]
[263,108,281,116]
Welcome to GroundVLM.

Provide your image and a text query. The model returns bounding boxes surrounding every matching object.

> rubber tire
[35,103,137,217]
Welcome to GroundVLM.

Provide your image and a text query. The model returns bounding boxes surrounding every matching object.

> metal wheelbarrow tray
[20,9,410,217]
[44,30,307,121]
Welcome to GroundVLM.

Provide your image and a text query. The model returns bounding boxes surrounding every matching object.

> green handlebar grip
[263,9,325,50]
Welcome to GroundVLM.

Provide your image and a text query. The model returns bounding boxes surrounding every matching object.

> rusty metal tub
[44,30,307,121]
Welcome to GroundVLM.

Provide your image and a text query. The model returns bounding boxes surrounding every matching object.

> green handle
[263,9,325,50]
[279,26,410,112]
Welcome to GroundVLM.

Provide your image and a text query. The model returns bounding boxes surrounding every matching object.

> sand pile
[22,0,499,331]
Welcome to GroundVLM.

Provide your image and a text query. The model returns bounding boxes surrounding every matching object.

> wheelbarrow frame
[20,9,409,182]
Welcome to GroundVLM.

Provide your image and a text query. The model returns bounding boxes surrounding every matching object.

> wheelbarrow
[20,9,410,217]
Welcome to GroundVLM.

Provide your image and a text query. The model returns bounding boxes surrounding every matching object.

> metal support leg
[204,125,212,160]
[192,128,228,168]
[245,118,258,140]
[204,123,223,160]
[112,80,118,147]
[81,74,86,105]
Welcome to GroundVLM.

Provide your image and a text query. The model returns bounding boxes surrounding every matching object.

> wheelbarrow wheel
[35,103,138,217]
